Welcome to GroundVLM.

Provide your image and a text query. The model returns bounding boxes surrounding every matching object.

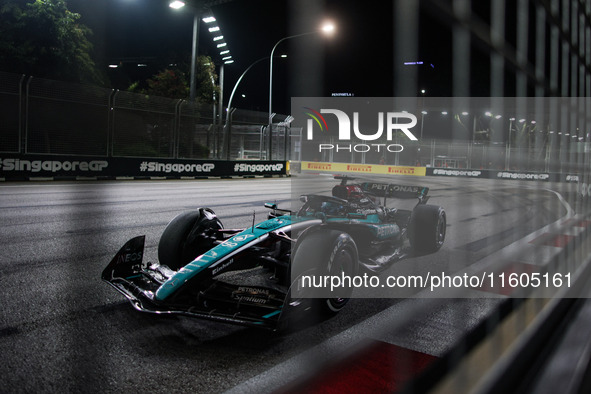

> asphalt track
[0,176,576,393]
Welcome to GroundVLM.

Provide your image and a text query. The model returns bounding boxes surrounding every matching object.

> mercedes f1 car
[102,176,446,330]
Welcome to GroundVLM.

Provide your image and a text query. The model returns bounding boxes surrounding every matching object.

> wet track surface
[0,177,576,392]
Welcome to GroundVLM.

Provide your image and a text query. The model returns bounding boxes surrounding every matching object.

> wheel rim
[328,247,355,303]
[331,248,354,276]
[327,297,348,311]
[340,249,354,270]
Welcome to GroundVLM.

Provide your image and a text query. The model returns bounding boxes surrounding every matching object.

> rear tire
[158,208,223,270]
[409,205,446,253]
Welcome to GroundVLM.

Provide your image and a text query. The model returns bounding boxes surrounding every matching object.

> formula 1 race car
[102,176,446,330]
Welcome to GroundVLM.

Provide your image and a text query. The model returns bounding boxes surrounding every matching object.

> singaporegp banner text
[0,154,287,179]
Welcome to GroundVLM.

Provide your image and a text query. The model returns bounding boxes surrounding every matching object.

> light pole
[189,14,200,101]
[227,56,278,121]
[484,111,502,140]
[224,55,285,159]
[420,111,427,140]
[169,1,201,101]
[169,2,232,101]
[267,22,335,160]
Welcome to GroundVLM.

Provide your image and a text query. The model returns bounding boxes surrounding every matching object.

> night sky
[67,0,457,115]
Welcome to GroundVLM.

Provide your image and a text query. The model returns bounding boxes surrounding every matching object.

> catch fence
[0,70,292,161]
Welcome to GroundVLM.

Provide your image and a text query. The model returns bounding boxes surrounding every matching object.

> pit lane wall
[298,161,580,183]
[0,154,288,180]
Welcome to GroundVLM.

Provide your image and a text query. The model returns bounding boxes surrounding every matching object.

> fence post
[107,89,117,157]
[174,99,182,159]
[111,90,120,157]
[225,108,236,160]
[18,74,25,154]
[284,125,289,161]
[24,76,34,154]
[259,125,265,160]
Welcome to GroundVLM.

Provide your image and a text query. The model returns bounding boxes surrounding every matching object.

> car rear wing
[360,182,429,200]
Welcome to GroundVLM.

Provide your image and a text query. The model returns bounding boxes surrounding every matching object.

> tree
[128,55,220,103]
[145,69,190,99]
[194,55,220,104]
[0,0,104,85]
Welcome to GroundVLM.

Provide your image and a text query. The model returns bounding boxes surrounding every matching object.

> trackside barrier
[297,161,580,183]
[0,154,287,180]
[299,161,426,176]
[426,167,581,183]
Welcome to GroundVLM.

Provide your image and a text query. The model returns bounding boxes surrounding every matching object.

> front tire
[158,208,223,270]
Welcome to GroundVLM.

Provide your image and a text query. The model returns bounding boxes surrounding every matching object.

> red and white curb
[275,339,438,393]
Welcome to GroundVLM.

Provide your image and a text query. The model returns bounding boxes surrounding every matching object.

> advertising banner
[301,161,426,176]
[0,154,287,179]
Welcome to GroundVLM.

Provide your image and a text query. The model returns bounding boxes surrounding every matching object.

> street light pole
[420,111,427,140]
[170,2,232,101]
[267,32,315,160]
[506,117,515,169]
[189,14,200,101]
[227,57,270,121]
[267,23,334,160]
[224,56,282,160]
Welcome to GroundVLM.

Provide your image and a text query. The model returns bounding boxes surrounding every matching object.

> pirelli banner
[300,161,426,176]
[0,154,287,180]
[299,161,579,183]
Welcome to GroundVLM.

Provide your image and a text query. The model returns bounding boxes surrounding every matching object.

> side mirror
[264,202,277,210]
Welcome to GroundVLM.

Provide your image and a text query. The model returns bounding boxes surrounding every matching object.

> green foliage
[127,56,220,103]
[126,81,141,94]
[0,0,104,84]
[194,55,220,104]
[146,69,189,99]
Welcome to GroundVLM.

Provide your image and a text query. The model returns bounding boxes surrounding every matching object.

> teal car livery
[102,177,446,330]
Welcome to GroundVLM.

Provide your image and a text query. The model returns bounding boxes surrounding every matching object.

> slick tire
[292,229,358,315]
[158,208,223,270]
[409,205,446,254]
